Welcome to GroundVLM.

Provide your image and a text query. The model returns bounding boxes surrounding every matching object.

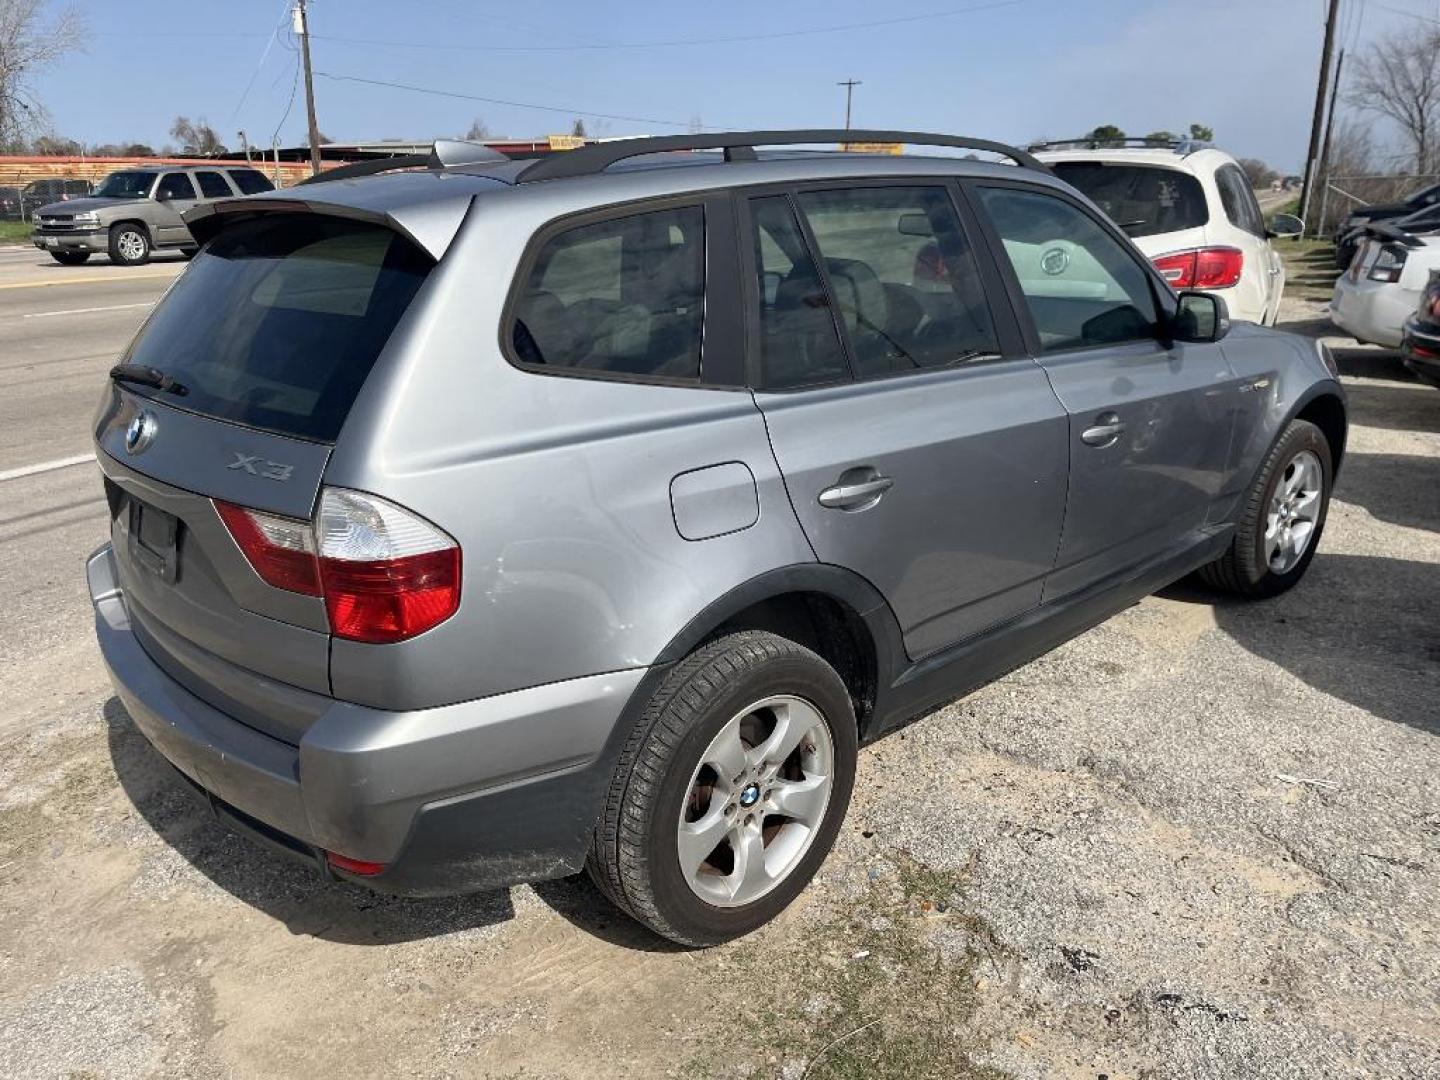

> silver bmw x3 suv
[88,130,1346,945]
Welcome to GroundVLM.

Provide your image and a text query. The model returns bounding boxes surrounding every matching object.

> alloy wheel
[1265,449,1323,574]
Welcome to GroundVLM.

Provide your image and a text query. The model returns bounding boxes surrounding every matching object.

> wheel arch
[1293,386,1348,476]
[108,217,152,240]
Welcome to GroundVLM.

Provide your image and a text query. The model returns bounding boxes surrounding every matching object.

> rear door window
[195,170,233,198]
[1050,162,1208,238]
[227,169,275,195]
[1216,164,1265,237]
[510,205,704,380]
[794,185,1000,376]
[120,216,433,442]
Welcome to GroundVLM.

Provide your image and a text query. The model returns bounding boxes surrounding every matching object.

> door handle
[818,468,894,511]
[1081,413,1126,447]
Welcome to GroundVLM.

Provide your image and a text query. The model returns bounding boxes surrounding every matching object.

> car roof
[208,148,1067,260]
[108,164,263,173]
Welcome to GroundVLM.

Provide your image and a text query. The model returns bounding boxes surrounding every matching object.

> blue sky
[28,0,1430,170]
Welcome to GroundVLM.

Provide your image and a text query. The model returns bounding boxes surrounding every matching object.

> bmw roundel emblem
[124,410,158,455]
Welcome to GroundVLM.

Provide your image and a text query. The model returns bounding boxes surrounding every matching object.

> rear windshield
[121,215,432,442]
[1051,162,1208,238]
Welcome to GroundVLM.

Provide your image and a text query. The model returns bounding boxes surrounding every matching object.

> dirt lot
[1,291,1436,1079]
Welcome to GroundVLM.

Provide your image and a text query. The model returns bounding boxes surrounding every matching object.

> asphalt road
[0,255,1435,1079]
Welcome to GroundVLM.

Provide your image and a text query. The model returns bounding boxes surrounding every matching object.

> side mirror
[154,189,171,202]
[1173,291,1230,342]
[897,212,933,237]
[1267,213,1304,238]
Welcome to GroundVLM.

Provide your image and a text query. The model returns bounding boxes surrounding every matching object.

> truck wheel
[1198,419,1332,598]
[49,251,90,266]
[588,630,857,947]
[107,224,151,266]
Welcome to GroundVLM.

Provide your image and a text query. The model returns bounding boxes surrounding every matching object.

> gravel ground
[0,295,1436,1079]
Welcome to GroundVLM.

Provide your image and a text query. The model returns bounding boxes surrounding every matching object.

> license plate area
[128,499,180,584]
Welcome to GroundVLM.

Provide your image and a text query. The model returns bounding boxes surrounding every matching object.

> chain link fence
[1311,173,1440,237]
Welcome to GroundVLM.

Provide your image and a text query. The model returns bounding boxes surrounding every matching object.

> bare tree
[169,115,227,156]
[463,117,491,141]
[0,0,87,149]
[1237,157,1279,189]
[1347,26,1440,174]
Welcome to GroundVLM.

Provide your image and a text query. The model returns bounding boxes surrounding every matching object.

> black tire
[587,630,858,947]
[49,251,90,266]
[1198,419,1332,598]
[107,223,151,266]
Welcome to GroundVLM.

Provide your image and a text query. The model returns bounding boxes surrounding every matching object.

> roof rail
[515,129,1047,184]
[1029,136,1213,157]
[298,139,510,186]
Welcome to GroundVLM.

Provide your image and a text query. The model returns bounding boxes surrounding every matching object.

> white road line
[22,301,152,319]
[0,453,95,483]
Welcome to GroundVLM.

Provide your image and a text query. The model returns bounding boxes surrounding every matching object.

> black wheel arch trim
[1278,379,1348,476]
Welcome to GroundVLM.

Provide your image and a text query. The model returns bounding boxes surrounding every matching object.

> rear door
[746,182,1069,658]
[95,213,434,739]
[1214,163,1279,322]
[967,180,1236,600]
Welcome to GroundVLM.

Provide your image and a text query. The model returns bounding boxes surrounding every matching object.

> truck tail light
[1367,245,1407,284]
[1152,247,1245,290]
[215,488,461,644]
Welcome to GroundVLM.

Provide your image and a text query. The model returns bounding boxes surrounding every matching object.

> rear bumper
[88,543,645,895]
[1329,277,1416,348]
[1401,320,1440,387]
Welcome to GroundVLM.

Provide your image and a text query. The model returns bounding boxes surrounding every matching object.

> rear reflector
[1152,247,1244,290]
[214,488,461,643]
[326,851,387,876]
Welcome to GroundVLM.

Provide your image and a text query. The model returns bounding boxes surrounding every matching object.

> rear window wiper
[109,363,188,396]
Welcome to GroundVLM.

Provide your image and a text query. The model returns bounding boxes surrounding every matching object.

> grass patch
[1278,237,1341,304]
[689,851,1005,1080]
[0,220,32,244]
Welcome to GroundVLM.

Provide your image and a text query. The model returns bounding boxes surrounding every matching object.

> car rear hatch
[96,210,436,743]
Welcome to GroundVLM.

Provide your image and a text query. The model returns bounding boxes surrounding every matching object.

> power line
[311,0,1030,54]
[1368,1,1440,24]
[313,71,719,128]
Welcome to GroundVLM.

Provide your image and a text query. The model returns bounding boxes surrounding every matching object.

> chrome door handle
[1081,413,1126,447]
[818,469,894,510]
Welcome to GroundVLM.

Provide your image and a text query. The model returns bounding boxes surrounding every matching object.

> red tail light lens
[326,851,387,876]
[214,501,321,595]
[214,488,461,644]
[1151,247,1244,290]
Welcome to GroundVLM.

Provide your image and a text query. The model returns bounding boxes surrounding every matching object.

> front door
[152,172,199,244]
[746,184,1070,659]
[968,182,1236,601]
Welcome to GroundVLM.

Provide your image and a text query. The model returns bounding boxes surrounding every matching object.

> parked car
[0,185,22,220]
[21,177,91,219]
[1032,138,1301,325]
[1330,218,1440,347]
[31,165,274,266]
[1333,181,1440,269]
[88,131,1346,946]
[1400,269,1440,387]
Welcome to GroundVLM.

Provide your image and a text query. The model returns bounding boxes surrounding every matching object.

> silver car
[88,131,1347,945]
[32,164,274,266]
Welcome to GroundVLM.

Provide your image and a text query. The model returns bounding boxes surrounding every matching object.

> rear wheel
[588,631,857,946]
[107,223,150,266]
[49,251,90,266]
[1198,419,1332,598]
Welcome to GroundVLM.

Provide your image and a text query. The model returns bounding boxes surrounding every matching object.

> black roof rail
[515,129,1048,184]
[299,140,510,186]
[1029,136,1214,156]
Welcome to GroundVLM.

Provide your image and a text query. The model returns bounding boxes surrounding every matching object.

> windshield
[1051,162,1209,238]
[121,215,434,442]
[93,171,156,199]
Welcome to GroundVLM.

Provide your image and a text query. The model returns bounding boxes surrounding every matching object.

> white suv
[1034,140,1295,325]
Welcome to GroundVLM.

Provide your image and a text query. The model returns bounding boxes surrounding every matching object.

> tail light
[215,488,461,644]
[1367,245,1407,284]
[1152,247,1245,290]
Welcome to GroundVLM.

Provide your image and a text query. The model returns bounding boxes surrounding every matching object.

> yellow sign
[547,134,586,151]
[840,142,903,155]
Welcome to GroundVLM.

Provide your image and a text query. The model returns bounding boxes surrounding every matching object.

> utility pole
[1299,0,1341,237]
[295,0,323,176]
[1315,48,1346,238]
[837,79,861,130]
